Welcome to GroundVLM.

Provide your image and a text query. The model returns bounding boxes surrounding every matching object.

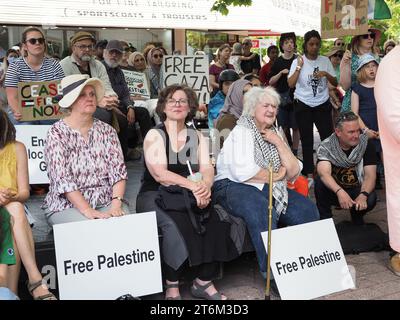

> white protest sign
[16,125,50,184]
[121,70,150,99]
[54,212,162,300]
[261,219,354,300]
[163,55,210,104]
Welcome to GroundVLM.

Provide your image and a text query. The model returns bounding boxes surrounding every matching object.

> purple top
[209,63,235,82]
[42,119,128,214]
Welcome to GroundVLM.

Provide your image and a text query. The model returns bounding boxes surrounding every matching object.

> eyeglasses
[332,53,343,58]
[335,42,344,46]
[167,98,188,106]
[361,33,376,40]
[75,44,94,50]
[153,54,163,59]
[26,37,45,45]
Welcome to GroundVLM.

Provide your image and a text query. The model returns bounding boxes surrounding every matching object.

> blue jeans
[213,179,320,272]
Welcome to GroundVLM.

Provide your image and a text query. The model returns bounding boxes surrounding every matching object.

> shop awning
[0,0,320,35]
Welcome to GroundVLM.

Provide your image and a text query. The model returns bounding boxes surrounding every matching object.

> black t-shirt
[241,53,261,74]
[269,55,296,93]
[323,140,377,188]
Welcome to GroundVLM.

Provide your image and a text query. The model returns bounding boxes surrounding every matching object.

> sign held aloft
[18,80,63,121]
[321,0,369,39]
[121,70,150,99]
[163,55,210,105]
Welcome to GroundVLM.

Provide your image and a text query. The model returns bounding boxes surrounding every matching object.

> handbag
[155,185,210,235]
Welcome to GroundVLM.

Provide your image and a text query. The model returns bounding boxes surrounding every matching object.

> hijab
[219,79,251,120]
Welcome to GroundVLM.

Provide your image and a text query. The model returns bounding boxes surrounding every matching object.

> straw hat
[59,74,104,109]
[325,46,345,58]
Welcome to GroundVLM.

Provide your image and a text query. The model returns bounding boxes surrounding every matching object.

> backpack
[335,221,390,254]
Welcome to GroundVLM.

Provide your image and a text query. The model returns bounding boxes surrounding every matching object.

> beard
[80,54,92,62]
[104,58,120,69]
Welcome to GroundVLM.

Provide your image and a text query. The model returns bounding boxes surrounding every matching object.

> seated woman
[0,109,55,300]
[43,74,130,224]
[213,86,320,277]
[136,84,238,300]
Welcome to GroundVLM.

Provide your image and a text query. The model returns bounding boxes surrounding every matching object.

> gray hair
[242,86,281,117]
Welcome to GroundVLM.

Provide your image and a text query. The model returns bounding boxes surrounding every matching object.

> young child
[229,42,256,76]
[0,109,56,300]
[351,53,381,154]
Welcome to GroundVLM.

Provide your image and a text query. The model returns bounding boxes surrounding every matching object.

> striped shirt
[4,56,65,88]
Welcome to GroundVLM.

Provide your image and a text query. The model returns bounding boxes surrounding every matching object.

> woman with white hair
[213,86,319,278]
[43,74,130,225]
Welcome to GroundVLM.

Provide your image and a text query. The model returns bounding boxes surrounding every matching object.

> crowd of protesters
[0,25,399,300]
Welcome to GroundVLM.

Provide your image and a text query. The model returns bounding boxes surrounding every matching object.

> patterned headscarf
[219,79,251,120]
[128,51,147,72]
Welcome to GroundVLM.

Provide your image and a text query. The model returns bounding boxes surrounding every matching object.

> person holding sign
[0,109,56,300]
[43,74,130,224]
[213,86,319,279]
[4,27,65,124]
[339,28,381,113]
[137,85,238,300]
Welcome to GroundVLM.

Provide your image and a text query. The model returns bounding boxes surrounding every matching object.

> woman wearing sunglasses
[339,28,381,113]
[145,47,166,99]
[4,27,65,124]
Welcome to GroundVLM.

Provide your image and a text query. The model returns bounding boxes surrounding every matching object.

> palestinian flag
[368,0,392,20]
[21,100,34,108]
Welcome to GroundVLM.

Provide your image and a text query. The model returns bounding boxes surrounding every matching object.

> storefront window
[186,30,230,62]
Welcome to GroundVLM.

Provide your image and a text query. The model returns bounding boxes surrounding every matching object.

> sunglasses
[334,111,358,126]
[361,33,376,40]
[153,54,163,59]
[26,37,45,45]
[336,42,344,46]
[332,53,343,58]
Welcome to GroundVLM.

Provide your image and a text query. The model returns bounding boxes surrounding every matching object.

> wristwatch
[112,196,129,205]
[360,191,369,197]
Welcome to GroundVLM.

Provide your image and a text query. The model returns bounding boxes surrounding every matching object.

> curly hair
[156,84,198,123]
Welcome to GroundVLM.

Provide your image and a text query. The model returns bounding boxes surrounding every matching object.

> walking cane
[265,162,274,300]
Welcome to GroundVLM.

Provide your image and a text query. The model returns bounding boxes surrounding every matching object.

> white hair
[242,86,281,117]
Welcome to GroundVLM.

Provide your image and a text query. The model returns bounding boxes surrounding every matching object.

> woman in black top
[136,84,238,300]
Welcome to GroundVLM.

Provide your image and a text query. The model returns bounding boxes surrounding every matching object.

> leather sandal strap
[164,283,180,289]
[27,280,44,294]
[193,281,213,290]
[35,293,56,300]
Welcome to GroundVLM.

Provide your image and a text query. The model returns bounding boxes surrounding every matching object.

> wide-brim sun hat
[351,28,382,47]
[59,74,104,109]
[325,46,345,58]
[356,53,380,72]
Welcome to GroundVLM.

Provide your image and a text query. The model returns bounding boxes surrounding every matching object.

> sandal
[27,280,57,300]
[190,281,226,300]
[164,283,182,300]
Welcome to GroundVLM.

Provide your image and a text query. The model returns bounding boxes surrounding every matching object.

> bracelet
[335,187,343,195]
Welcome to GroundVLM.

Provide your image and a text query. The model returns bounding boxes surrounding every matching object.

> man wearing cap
[315,111,377,225]
[102,40,152,160]
[60,31,119,124]
[240,38,261,75]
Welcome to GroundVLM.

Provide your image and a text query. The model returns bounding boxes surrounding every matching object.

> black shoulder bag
[155,185,210,235]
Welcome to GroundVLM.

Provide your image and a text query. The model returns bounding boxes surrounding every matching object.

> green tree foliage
[211,0,252,15]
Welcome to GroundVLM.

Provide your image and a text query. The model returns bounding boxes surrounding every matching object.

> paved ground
[27,158,400,300]
[23,126,399,300]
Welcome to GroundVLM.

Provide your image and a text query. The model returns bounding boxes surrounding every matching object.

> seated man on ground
[315,111,377,225]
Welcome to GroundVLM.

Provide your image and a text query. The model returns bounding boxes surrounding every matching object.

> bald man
[375,45,400,276]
